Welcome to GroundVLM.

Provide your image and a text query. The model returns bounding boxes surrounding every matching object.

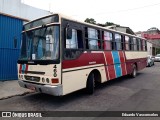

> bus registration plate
[28,85,35,91]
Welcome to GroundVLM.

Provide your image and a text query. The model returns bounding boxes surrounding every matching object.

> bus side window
[66,29,78,49]
[142,40,146,51]
[125,36,130,50]
[86,28,100,50]
[133,38,137,51]
[138,39,142,51]
[141,39,144,51]
[129,38,134,51]
[102,31,112,50]
[136,39,139,51]
[145,40,147,51]
[65,29,83,49]
[115,33,122,50]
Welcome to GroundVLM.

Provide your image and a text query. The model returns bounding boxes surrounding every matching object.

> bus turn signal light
[51,78,59,83]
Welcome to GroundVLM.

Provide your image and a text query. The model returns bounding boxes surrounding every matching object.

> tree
[105,22,120,27]
[84,18,120,27]
[84,18,96,24]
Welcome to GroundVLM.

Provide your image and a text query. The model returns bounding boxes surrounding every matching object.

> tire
[131,64,137,78]
[149,63,151,67]
[86,73,95,94]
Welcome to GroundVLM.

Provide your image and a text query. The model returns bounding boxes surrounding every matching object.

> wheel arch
[88,69,102,83]
[134,62,138,70]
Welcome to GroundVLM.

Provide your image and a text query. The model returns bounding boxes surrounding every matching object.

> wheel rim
[133,68,136,76]
[92,74,95,88]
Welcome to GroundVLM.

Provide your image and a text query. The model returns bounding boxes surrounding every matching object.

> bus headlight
[21,75,23,79]
[42,78,45,83]
[46,78,49,83]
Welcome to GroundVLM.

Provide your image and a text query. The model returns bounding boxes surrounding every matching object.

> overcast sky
[22,0,160,32]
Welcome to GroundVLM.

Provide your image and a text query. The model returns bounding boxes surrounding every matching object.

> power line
[71,2,160,17]
[113,2,160,13]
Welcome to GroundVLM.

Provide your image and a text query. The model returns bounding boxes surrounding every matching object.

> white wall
[147,41,153,55]
[0,0,51,21]
[116,28,126,33]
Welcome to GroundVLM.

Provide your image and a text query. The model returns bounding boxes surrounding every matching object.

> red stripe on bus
[62,53,105,69]
[25,64,28,74]
[19,64,22,74]
[104,51,115,80]
[119,51,125,63]
[121,63,127,75]
[118,51,127,75]
[107,65,116,79]
[104,51,114,65]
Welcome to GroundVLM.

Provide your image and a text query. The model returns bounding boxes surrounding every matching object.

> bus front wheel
[86,73,95,94]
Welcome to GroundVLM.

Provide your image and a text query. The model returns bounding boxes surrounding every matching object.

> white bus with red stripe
[18,13,148,96]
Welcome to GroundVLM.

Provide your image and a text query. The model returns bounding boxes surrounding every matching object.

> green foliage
[84,18,120,27]
[84,18,96,24]
[105,22,120,27]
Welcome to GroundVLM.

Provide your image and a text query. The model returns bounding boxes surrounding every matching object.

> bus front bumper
[18,80,63,96]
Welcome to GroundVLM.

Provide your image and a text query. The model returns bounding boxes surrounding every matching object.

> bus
[18,13,148,96]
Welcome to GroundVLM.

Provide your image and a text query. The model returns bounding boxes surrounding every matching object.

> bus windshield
[20,25,59,61]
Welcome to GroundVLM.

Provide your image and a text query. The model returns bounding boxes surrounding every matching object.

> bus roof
[24,13,147,41]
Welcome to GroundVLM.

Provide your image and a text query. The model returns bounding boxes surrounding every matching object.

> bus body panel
[61,50,147,95]
[17,51,147,96]
[125,51,148,74]
[62,65,106,95]
[18,63,63,96]
[125,51,148,60]
[17,14,148,96]
[18,80,63,96]
[18,64,61,85]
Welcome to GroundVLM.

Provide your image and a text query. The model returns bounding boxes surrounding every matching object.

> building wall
[0,0,51,21]
[0,15,23,80]
[147,42,153,55]
[0,0,50,80]
[116,28,126,33]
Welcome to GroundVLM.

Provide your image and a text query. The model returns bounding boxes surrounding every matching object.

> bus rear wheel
[86,73,95,94]
[131,64,137,78]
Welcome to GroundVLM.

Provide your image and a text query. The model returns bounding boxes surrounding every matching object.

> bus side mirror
[66,27,72,39]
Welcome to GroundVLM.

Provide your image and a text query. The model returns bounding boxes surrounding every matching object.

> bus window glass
[103,31,112,50]
[24,15,59,30]
[66,29,78,49]
[115,34,122,50]
[129,38,134,51]
[88,28,99,50]
[20,26,59,60]
[136,39,139,51]
[142,40,145,51]
[133,38,137,51]
[125,36,130,50]
[145,41,147,51]
[138,39,142,51]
